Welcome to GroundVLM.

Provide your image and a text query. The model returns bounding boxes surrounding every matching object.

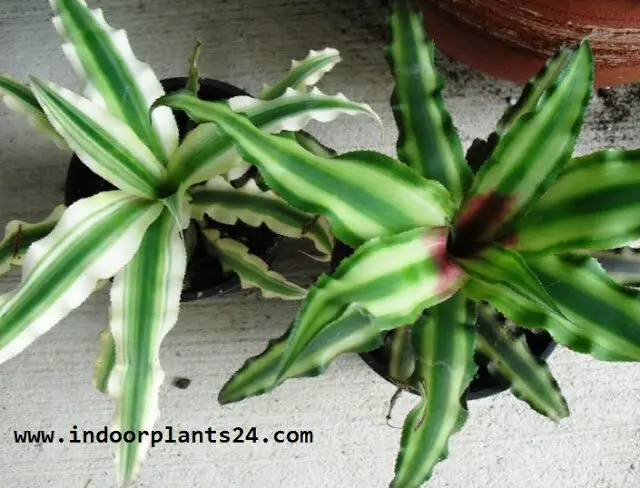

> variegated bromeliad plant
[0,0,381,485]
[154,0,640,487]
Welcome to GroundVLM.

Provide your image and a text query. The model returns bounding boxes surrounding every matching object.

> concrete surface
[1,1,640,487]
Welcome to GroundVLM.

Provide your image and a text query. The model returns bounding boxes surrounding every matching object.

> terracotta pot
[418,0,640,88]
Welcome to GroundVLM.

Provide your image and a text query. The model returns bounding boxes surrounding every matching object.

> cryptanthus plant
[0,0,380,485]
[151,0,640,487]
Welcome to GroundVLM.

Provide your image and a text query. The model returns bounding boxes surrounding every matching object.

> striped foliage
[0,75,67,147]
[159,88,380,186]
[392,295,477,488]
[386,0,471,205]
[190,176,333,261]
[476,305,568,420]
[51,0,178,162]
[452,41,593,246]
[106,209,186,486]
[30,77,166,199]
[152,97,453,248]
[203,229,305,300]
[219,304,384,404]
[0,205,65,277]
[513,149,640,255]
[259,48,342,100]
[0,192,162,365]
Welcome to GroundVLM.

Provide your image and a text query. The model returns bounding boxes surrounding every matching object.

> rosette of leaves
[151,1,640,487]
[0,0,380,485]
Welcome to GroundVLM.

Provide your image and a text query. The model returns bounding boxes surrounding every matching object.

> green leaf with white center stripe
[50,0,178,161]
[203,229,305,300]
[476,304,568,421]
[190,176,333,261]
[153,98,453,248]
[386,0,471,204]
[392,294,477,488]
[157,88,381,187]
[454,244,562,319]
[276,227,466,377]
[30,77,166,199]
[0,75,67,148]
[105,208,186,487]
[94,327,115,394]
[496,47,574,136]
[0,205,66,277]
[259,48,342,100]
[453,42,593,246]
[219,304,383,404]
[0,191,162,365]
[512,149,640,255]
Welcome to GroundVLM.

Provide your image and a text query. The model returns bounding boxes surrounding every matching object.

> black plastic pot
[64,77,280,302]
[330,241,556,400]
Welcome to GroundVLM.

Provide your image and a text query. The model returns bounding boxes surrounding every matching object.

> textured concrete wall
[1,1,640,487]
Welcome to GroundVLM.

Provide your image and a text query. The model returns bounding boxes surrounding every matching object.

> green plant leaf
[453,244,561,318]
[453,42,593,246]
[219,304,383,404]
[392,294,477,488]
[203,229,305,300]
[190,176,333,261]
[153,98,453,248]
[476,305,569,420]
[277,227,465,377]
[512,149,640,255]
[386,0,471,204]
[94,327,115,394]
[496,48,574,135]
[51,0,178,161]
[259,47,342,100]
[0,205,66,277]
[527,254,640,361]
[30,77,166,199]
[158,88,380,186]
[105,208,186,486]
[186,39,202,95]
[0,74,67,147]
[388,325,415,383]
[0,191,163,365]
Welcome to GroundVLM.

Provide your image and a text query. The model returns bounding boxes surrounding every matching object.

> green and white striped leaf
[496,47,574,135]
[153,98,453,248]
[50,0,178,161]
[0,75,67,148]
[454,244,561,318]
[259,48,341,100]
[386,0,471,204]
[453,42,593,245]
[203,229,305,300]
[94,327,115,394]
[0,191,162,365]
[277,227,465,376]
[190,176,333,260]
[392,294,477,488]
[219,304,383,404]
[157,89,380,186]
[30,77,166,199]
[186,39,202,95]
[290,130,337,158]
[476,304,568,420]
[527,254,640,361]
[105,208,186,486]
[0,205,65,277]
[513,149,640,255]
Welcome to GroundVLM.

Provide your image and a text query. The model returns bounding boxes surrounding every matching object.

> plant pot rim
[63,76,280,302]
